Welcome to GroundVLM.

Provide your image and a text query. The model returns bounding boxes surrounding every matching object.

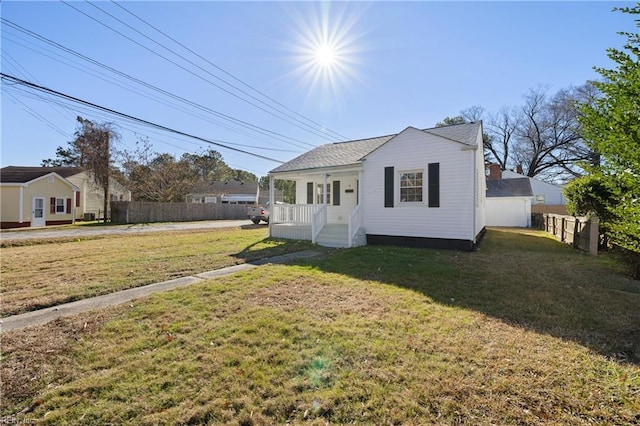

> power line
[1,18,314,150]
[1,73,285,164]
[109,0,350,142]
[62,1,342,143]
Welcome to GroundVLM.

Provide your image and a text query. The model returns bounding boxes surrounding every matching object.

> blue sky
[1,1,635,177]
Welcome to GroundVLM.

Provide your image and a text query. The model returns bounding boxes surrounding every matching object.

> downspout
[471,147,477,245]
[19,185,24,223]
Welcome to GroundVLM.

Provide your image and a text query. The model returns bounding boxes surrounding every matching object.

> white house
[186,181,259,205]
[267,122,486,250]
[501,168,566,205]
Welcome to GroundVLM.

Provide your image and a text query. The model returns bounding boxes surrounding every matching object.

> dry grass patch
[0,227,312,316]
[2,229,639,424]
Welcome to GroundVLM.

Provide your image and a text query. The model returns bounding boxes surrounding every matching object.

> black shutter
[307,182,314,204]
[384,167,394,208]
[333,181,340,206]
[428,162,440,207]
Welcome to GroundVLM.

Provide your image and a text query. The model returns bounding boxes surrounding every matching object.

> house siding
[294,175,358,224]
[0,186,21,223]
[66,172,131,219]
[1,175,75,227]
[362,127,477,242]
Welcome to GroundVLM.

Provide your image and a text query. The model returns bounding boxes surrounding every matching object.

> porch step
[315,224,366,248]
[316,224,348,248]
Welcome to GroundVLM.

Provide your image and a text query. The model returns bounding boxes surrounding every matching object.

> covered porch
[267,169,366,248]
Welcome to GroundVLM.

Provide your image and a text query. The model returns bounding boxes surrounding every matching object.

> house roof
[189,180,258,195]
[270,122,481,174]
[0,166,85,183]
[486,177,534,197]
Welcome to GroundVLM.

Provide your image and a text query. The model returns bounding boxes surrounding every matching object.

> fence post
[589,216,599,255]
[572,217,579,249]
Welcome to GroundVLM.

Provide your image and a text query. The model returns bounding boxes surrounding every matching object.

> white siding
[292,175,358,224]
[67,172,131,218]
[362,127,476,241]
[474,129,486,237]
[486,197,532,227]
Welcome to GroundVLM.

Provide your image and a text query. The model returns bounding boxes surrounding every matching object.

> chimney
[516,164,523,175]
[488,163,502,180]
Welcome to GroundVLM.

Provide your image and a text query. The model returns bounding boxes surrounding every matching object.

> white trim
[18,186,24,223]
[397,168,425,205]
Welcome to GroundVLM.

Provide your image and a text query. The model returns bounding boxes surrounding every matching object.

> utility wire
[62,1,337,143]
[109,0,350,142]
[1,18,314,150]
[1,73,285,164]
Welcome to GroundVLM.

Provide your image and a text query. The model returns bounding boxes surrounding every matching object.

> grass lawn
[1,228,639,424]
[0,227,313,317]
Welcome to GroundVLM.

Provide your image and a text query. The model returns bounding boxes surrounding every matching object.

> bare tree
[485,106,521,170]
[72,117,119,221]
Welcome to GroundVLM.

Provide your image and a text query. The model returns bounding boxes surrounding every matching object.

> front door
[32,197,46,227]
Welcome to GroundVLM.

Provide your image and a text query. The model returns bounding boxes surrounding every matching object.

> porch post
[322,173,328,205]
[357,170,363,206]
[269,174,274,235]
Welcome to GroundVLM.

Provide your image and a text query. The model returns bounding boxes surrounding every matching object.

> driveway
[0,220,258,242]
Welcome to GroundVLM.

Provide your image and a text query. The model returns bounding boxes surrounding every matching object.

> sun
[285,2,364,100]
[315,44,337,67]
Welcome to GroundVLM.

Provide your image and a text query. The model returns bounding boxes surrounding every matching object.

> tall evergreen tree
[569,5,640,277]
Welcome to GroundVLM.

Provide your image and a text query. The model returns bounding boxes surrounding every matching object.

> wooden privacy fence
[110,201,248,224]
[532,213,599,255]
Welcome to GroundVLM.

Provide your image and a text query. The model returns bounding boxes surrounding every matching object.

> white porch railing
[311,205,327,244]
[348,203,363,248]
[272,204,320,224]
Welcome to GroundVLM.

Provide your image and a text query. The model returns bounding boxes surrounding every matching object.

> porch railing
[272,204,320,224]
[348,203,363,248]
[311,205,327,244]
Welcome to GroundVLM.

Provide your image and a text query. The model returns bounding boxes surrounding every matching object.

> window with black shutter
[384,167,394,208]
[428,162,440,207]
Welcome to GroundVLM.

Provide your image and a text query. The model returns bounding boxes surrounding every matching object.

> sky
[1,1,636,178]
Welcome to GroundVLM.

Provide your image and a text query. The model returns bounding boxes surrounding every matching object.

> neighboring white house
[267,122,486,250]
[62,168,131,220]
[185,181,260,205]
[485,177,534,227]
[501,168,566,205]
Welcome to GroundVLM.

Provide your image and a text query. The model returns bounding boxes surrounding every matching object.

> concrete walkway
[0,249,325,333]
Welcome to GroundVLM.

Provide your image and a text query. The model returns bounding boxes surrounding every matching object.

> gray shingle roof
[486,177,533,197]
[0,166,84,183]
[270,122,481,174]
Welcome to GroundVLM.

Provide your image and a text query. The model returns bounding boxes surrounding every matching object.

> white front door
[32,197,46,227]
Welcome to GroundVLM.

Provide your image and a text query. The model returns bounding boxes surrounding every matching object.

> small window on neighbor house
[399,171,423,203]
[55,198,66,213]
[536,194,545,204]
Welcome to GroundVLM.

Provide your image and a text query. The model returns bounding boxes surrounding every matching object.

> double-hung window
[55,198,66,213]
[399,171,423,203]
[316,183,331,204]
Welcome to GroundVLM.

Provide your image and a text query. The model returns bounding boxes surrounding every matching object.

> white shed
[485,178,534,227]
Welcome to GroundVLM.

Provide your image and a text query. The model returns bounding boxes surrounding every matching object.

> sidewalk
[0,249,326,333]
